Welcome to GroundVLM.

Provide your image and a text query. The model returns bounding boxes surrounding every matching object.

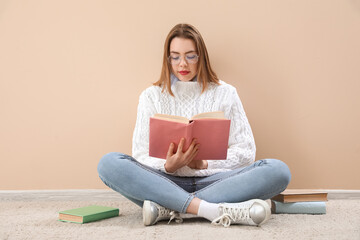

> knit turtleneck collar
[170,73,203,99]
[170,73,198,85]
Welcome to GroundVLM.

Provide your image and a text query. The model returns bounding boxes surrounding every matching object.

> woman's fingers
[177,138,185,154]
[167,142,175,158]
[186,144,200,163]
[172,138,200,167]
[191,138,197,147]
[183,143,197,160]
[184,138,197,155]
[189,146,199,162]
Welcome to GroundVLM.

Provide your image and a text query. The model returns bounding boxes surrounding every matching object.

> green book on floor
[59,205,119,224]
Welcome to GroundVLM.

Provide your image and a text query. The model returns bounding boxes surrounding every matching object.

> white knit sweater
[132,80,256,177]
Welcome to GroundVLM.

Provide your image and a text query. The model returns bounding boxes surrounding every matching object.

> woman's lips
[179,71,190,75]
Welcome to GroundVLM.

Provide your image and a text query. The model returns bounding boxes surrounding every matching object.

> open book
[149,111,231,160]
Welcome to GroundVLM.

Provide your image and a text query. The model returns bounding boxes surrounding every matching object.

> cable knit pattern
[132,80,256,176]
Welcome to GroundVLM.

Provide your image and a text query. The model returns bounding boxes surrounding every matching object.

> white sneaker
[211,199,271,227]
[143,200,183,226]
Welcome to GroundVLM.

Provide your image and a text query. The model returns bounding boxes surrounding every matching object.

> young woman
[97,23,291,227]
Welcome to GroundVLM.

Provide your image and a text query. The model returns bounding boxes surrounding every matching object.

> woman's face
[169,37,198,82]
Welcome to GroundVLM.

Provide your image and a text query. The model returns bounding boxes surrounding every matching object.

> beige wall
[1,0,359,190]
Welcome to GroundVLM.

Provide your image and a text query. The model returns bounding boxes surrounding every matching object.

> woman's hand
[187,159,208,170]
[164,138,200,173]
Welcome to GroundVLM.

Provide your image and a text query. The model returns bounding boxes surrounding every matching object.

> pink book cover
[149,117,231,160]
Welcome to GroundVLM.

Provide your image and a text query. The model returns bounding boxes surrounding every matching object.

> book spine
[272,201,326,214]
[82,209,119,223]
[271,194,328,203]
[271,195,285,202]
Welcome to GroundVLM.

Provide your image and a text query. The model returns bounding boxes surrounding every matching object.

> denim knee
[264,158,291,189]
[97,152,136,178]
[97,152,121,178]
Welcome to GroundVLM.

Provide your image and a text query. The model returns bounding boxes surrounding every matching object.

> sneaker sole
[143,200,153,226]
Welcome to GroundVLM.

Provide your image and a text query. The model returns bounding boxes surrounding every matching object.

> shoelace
[156,205,183,224]
[168,211,183,224]
[211,213,233,227]
[159,207,171,218]
[211,204,251,227]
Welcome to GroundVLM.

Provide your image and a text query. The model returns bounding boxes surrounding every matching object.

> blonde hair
[153,23,220,96]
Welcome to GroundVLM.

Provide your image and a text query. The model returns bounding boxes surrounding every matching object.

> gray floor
[1,189,359,240]
[0,189,126,202]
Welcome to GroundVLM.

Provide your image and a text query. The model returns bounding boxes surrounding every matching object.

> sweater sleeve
[206,87,256,170]
[131,89,168,172]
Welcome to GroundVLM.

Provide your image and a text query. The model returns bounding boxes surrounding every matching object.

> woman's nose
[179,57,188,67]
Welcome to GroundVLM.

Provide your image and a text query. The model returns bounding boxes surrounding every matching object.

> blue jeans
[97,152,291,213]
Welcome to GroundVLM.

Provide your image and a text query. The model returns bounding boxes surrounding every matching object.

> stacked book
[270,189,328,214]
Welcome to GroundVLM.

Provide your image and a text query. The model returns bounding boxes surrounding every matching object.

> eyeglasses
[168,54,199,65]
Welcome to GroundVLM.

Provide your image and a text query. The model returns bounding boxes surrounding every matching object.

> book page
[191,111,225,120]
[152,113,189,124]
[59,213,83,223]
[281,189,328,195]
